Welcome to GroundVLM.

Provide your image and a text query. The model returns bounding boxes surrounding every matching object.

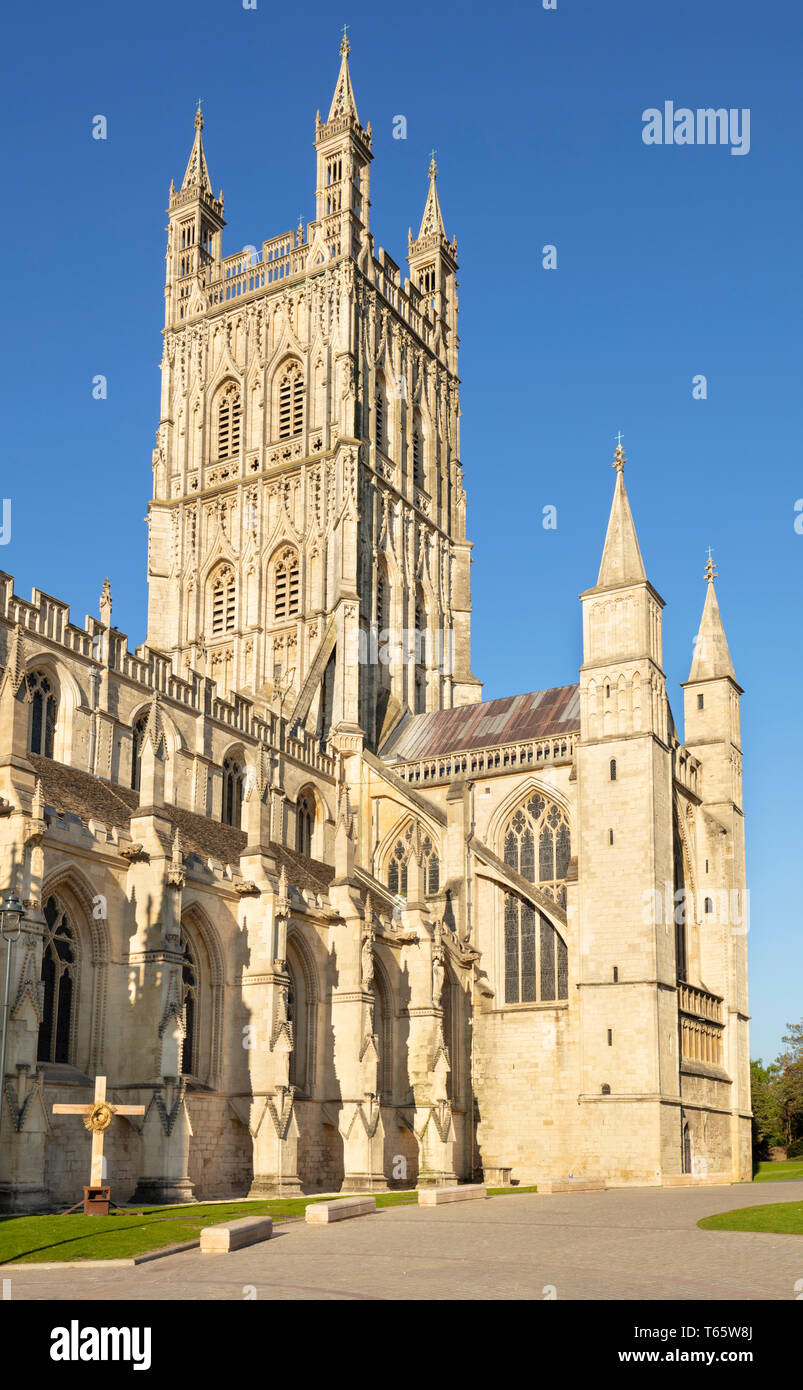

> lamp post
[0,892,25,1142]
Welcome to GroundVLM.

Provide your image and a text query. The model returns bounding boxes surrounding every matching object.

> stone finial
[704,547,717,583]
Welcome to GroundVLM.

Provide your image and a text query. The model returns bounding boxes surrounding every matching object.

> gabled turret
[408,156,459,372]
[165,104,225,328]
[682,555,743,811]
[313,35,373,261]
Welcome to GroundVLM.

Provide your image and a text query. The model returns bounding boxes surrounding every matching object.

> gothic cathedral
[0,39,750,1211]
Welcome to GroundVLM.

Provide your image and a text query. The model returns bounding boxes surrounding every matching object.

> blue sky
[1,0,800,1061]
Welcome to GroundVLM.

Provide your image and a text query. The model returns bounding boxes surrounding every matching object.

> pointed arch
[39,865,112,1074]
[180,900,225,1087]
[286,926,319,1096]
[214,378,242,460]
[269,543,301,622]
[271,356,305,440]
[377,813,442,898]
[207,561,236,636]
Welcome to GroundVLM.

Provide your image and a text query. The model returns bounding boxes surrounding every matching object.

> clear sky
[1,0,800,1062]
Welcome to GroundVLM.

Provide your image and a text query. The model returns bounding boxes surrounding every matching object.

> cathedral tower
[145,38,480,749]
[575,443,678,1180]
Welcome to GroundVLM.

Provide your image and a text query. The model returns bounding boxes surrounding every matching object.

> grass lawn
[698,1201,803,1235]
[752,1159,803,1183]
[0,1185,535,1265]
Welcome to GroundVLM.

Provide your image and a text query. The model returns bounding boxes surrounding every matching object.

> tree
[750,1058,783,1157]
[776,1021,803,1148]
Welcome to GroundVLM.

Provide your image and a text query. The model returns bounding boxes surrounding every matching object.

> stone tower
[576,443,678,1181]
[146,37,480,751]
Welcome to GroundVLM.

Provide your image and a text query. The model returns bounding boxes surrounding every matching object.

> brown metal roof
[380,685,580,762]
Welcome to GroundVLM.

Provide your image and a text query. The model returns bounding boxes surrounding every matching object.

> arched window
[210,565,236,636]
[414,591,427,715]
[501,793,571,1005]
[37,895,76,1064]
[286,937,316,1094]
[131,713,148,791]
[374,966,393,1101]
[273,548,300,621]
[217,382,242,459]
[412,408,424,489]
[610,758,617,781]
[180,930,198,1076]
[376,567,389,634]
[222,754,244,827]
[27,671,57,759]
[375,374,386,453]
[421,835,440,895]
[387,832,411,897]
[278,362,304,439]
[296,790,315,858]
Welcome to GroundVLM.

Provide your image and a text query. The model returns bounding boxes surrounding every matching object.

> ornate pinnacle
[704,547,717,582]
[195,98,204,131]
[428,149,438,180]
[340,24,350,56]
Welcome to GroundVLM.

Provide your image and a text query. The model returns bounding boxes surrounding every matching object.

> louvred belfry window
[274,549,300,621]
[210,566,236,635]
[217,383,242,459]
[278,364,304,439]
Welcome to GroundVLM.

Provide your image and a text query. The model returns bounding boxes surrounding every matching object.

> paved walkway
[5,1182,803,1301]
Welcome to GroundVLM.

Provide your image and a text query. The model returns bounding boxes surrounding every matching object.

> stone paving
[4,1181,803,1301]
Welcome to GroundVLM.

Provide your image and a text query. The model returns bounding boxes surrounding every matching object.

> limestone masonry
[0,39,750,1210]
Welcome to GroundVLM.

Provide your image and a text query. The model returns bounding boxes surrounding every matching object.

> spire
[328,29,360,123]
[689,552,735,681]
[415,150,447,241]
[596,438,647,587]
[181,101,212,193]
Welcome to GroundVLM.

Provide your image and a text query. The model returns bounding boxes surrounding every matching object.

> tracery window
[28,671,57,759]
[210,565,236,635]
[387,825,439,897]
[37,895,76,1065]
[278,363,304,439]
[273,548,300,621]
[412,408,424,489]
[222,755,244,828]
[297,791,314,858]
[421,834,440,895]
[375,377,386,453]
[180,930,197,1075]
[503,794,571,908]
[217,382,242,459]
[502,793,571,1005]
[387,826,412,897]
[131,713,148,790]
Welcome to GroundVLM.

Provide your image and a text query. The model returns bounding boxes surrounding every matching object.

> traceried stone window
[296,791,315,858]
[375,375,386,453]
[503,794,571,909]
[131,713,148,791]
[502,793,571,1006]
[217,382,242,459]
[387,825,414,897]
[421,835,440,895]
[387,825,439,897]
[273,548,300,621]
[37,895,76,1065]
[28,671,57,759]
[278,363,304,439]
[210,565,236,636]
[222,755,244,828]
[180,930,197,1075]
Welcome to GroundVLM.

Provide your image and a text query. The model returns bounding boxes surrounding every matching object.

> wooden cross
[53,1076,144,1188]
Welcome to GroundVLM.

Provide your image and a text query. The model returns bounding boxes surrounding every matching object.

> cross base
[83,1185,111,1216]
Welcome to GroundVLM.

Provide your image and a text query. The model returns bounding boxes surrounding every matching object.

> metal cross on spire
[704,546,717,582]
[340,23,350,55]
[612,432,626,472]
[195,97,204,130]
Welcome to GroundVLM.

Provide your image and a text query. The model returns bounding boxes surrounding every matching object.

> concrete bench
[305,1196,376,1224]
[418,1184,487,1206]
[200,1215,273,1253]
